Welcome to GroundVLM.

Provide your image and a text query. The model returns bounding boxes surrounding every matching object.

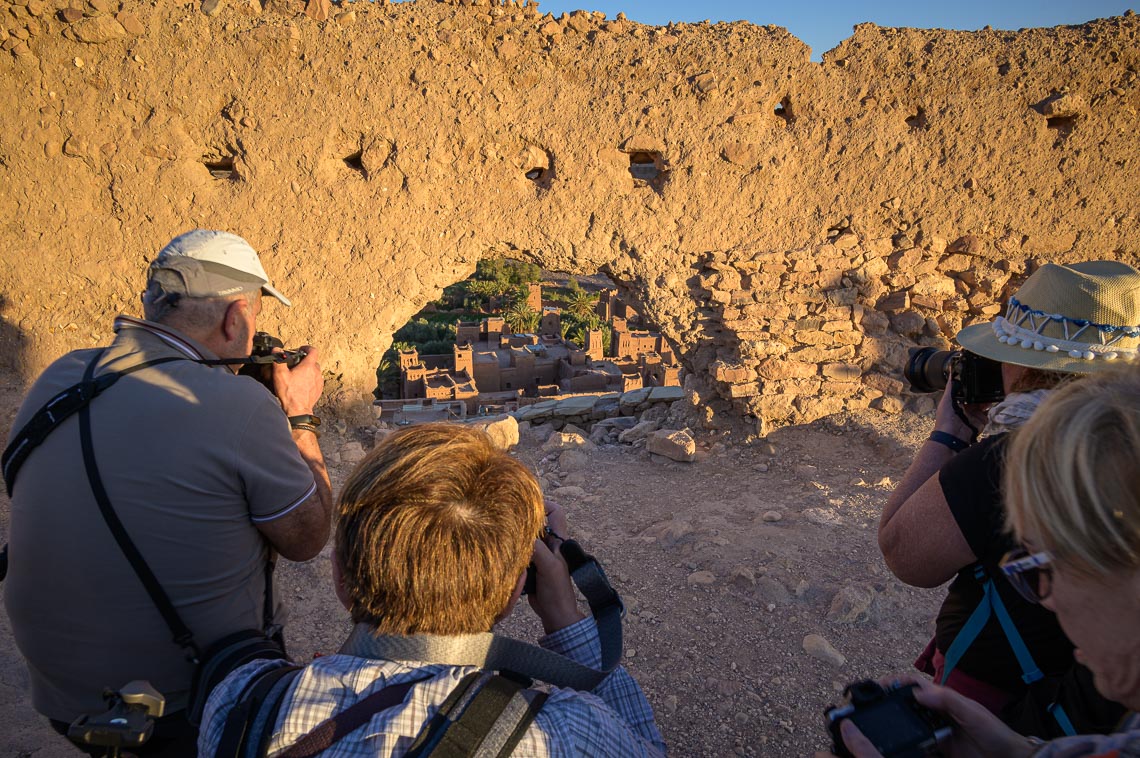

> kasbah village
[0,0,1138,755]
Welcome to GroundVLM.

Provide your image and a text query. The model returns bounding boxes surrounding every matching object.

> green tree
[504,302,539,333]
[566,289,599,320]
[464,279,496,312]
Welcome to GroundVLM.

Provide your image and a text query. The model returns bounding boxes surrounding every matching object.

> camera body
[68,680,165,752]
[904,347,1005,405]
[826,680,952,758]
[239,332,307,390]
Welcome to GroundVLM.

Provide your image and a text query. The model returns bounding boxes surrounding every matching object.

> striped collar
[112,315,211,360]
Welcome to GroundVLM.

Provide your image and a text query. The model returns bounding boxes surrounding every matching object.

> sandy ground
[0,377,943,757]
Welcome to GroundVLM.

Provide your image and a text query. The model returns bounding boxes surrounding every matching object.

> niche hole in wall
[905,108,928,130]
[202,155,235,180]
[343,150,366,177]
[1046,115,1077,141]
[774,95,794,124]
[629,152,660,181]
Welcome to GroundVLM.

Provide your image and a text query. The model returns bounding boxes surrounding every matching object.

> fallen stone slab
[648,385,685,402]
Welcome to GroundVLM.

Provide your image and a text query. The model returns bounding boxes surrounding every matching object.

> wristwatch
[288,414,322,437]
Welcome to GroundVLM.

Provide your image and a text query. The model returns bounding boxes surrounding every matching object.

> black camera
[904,347,1005,405]
[68,680,165,756]
[239,332,307,390]
[826,680,952,758]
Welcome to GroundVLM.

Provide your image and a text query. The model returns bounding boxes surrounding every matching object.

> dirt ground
[0,374,944,757]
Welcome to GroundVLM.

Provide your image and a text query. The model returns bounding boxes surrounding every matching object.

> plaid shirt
[198,618,666,757]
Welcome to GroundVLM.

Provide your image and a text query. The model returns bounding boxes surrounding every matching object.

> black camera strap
[2,355,186,496]
[5,350,280,663]
[76,351,201,662]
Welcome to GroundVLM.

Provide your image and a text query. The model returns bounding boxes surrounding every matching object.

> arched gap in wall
[374,260,678,421]
[905,108,928,130]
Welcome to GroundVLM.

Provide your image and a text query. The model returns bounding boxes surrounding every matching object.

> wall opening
[627,151,670,193]
[905,107,928,130]
[375,261,678,422]
[1046,115,1077,141]
[343,150,366,177]
[202,154,235,180]
[774,95,794,124]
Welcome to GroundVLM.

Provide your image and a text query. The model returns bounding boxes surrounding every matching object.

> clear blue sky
[534,0,1135,59]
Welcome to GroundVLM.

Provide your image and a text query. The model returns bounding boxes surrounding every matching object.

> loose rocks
[802,634,846,667]
[646,429,697,462]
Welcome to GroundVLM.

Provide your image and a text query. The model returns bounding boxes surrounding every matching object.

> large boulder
[646,429,697,462]
[467,414,519,451]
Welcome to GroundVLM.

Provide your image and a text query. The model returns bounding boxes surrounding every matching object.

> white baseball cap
[147,229,291,306]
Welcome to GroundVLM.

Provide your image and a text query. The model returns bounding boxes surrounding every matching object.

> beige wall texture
[1,0,1138,429]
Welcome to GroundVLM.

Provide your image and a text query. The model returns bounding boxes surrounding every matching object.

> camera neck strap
[339,540,625,692]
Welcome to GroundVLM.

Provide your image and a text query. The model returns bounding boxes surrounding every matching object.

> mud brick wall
[1,0,1138,429]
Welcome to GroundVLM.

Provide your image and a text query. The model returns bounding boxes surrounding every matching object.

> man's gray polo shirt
[3,316,317,721]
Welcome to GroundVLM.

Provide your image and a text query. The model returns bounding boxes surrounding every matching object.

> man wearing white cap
[3,230,332,756]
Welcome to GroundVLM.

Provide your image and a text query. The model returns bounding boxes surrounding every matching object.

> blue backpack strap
[1048,702,1079,737]
[942,565,1076,737]
[940,565,993,684]
[987,580,1044,685]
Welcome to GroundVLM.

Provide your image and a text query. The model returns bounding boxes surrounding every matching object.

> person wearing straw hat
[877,260,1140,737]
[825,366,1140,758]
[3,230,333,755]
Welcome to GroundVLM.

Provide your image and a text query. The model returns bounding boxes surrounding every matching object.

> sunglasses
[999,547,1054,604]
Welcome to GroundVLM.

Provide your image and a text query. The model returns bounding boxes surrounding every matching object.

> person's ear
[331,551,352,612]
[493,570,528,626]
[220,298,247,344]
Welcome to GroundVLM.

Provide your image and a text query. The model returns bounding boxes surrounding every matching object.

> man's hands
[272,345,324,416]
[527,501,587,635]
[818,677,1038,758]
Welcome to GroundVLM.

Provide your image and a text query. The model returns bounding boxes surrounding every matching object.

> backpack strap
[277,676,428,758]
[942,565,1076,737]
[406,672,548,758]
[214,663,303,758]
[2,354,186,495]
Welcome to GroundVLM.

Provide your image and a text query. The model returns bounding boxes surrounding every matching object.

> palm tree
[504,302,539,334]
[465,280,495,312]
[566,289,598,320]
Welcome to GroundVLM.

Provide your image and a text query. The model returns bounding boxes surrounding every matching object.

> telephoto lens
[903,347,957,393]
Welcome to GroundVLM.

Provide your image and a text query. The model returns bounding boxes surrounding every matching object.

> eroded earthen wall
[1,0,1138,429]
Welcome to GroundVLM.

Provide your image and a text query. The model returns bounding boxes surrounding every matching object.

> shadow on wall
[0,294,29,385]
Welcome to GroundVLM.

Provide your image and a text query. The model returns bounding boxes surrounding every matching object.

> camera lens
[904,348,956,393]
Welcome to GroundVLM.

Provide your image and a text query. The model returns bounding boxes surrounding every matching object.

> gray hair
[141,280,255,333]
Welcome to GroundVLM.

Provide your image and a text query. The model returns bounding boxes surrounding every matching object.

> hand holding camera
[526,501,587,635]
[823,677,1039,758]
[241,331,324,416]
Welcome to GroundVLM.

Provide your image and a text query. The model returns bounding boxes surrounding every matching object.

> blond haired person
[832,367,1140,757]
[198,423,666,757]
